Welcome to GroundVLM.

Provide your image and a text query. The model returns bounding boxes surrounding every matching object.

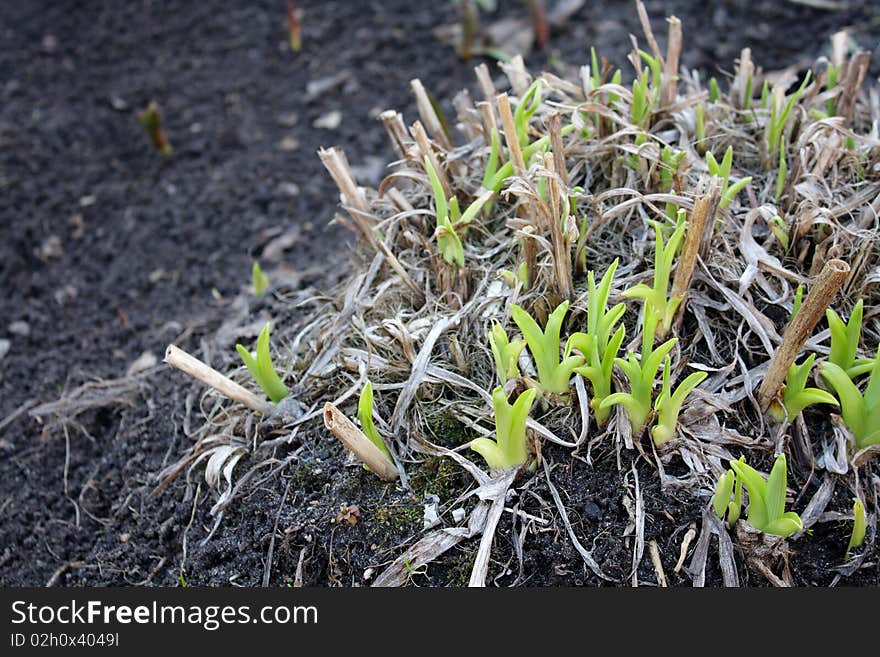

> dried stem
[837,51,870,126]
[758,258,850,410]
[496,93,526,174]
[411,78,452,150]
[661,16,682,108]
[164,345,272,415]
[323,403,398,481]
[411,120,451,198]
[378,110,410,159]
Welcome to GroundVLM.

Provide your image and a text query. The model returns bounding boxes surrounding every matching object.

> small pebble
[0,339,9,361]
[313,110,342,130]
[8,321,29,337]
[583,501,602,521]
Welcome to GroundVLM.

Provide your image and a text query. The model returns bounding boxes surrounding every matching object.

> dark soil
[2,0,879,587]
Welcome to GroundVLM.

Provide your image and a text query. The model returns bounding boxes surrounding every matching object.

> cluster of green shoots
[425,156,492,267]
[712,454,803,538]
[235,323,288,404]
[469,386,538,470]
[705,146,752,209]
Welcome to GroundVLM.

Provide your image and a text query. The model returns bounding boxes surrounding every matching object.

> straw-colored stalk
[411,120,451,198]
[543,152,573,301]
[378,110,410,159]
[837,51,870,126]
[323,402,398,481]
[758,258,850,410]
[661,16,682,108]
[410,78,452,150]
[663,178,721,337]
[495,92,526,174]
[164,344,272,415]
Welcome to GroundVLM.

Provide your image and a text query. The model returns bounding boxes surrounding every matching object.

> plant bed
[3,0,880,588]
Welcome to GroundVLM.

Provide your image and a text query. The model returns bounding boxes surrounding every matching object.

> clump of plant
[827,300,872,377]
[488,322,525,384]
[425,156,491,267]
[820,350,880,451]
[705,146,751,209]
[567,259,626,425]
[713,455,803,538]
[138,101,171,155]
[511,301,584,396]
[235,322,288,404]
[767,354,839,422]
[358,380,392,461]
[651,357,707,445]
[623,215,686,338]
[469,386,537,470]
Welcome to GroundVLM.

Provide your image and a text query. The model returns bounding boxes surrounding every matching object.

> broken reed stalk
[661,16,682,108]
[757,258,850,410]
[322,402,398,481]
[664,178,721,337]
[411,79,452,150]
[164,344,272,415]
[837,51,870,126]
[548,113,568,186]
[734,48,754,109]
[378,110,410,159]
[318,147,376,247]
[544,152,573,300]
[411,120,451,198]
[475,63,496,106]
[496,92,526,174]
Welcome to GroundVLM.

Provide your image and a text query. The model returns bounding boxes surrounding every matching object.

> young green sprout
[728,454,803,538]
[567,259,626,425]
[706,146,752,209]
[630,69,653,130]
[252,261,269,297]
[469,386,538,470]
[827,300,873,377]
[358,380,392,461]
[846,498,866,559]
[623,215,686,338]
[514,80,542,146]
[425,156,491,267]
[790,283,803,321]
[769,214,790,252]
[510,301,584,396]
[235,322,288,404]
[820,349,880,451]
[766,73,811,169]
[600,335,677,436]
[709,77,720,103]
[768,354,839,423]
[138,101,172,155]
[488,321,525,384]
[651,357,708,445]
[712,467,742,529]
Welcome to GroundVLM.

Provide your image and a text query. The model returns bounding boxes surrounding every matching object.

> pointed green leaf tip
[252,261,269,297]
[469,386,537,470]
[358,380,391,461]
[235,322,289,405]
[846,498,866,559]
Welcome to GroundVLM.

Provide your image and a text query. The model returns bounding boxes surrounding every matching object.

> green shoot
[846,498,866,559]
[138,101,172,155]
[235,322,289,404]
[510,301,584,396]
[775,137,788,200]
[709,77,720,103]
[790,283,803,321]
[820,349,880,451]
[706,146,752,209]
[567,259,626,425]
[712,467,742,528]
[425,155,490,267]
[827,300,872,377]
[630,69,653,129]
[489,321,525,384]
[651,357,708,445]
[728,454,803,538]
[514,80,542,146]
[622,215,686,338]
[252,261,269,297]
[599,337,677,436]
[358,380,392,461]
[469,386,537,470]
[768,354,839,422]
[769,214,790,252]
[766,73,811,169]
[825,61,843,116]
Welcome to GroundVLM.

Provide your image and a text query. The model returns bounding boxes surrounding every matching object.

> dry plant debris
[163,3,880,586]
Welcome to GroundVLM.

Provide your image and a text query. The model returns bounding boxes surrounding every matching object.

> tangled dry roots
[165,6,880,585]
